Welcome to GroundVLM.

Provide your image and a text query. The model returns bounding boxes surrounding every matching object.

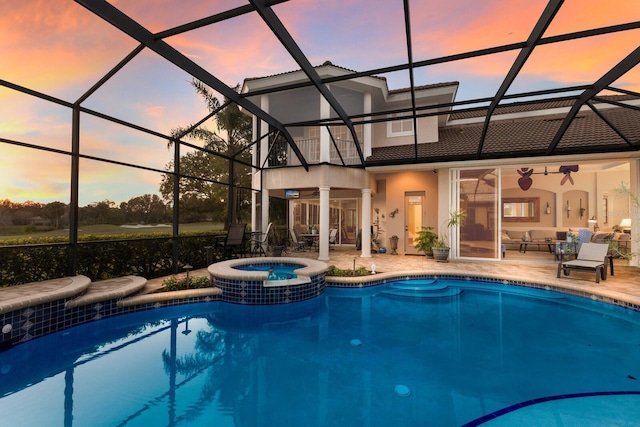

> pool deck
[2,247,640,313]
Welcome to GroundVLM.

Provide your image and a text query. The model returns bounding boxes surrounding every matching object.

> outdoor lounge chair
[557,242,609,283]
[214,223,246,260]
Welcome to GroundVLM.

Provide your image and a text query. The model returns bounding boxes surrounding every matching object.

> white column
[320,94,330,163]
[361,188,372,258]
[318,186,330,261]
[363,92,372,158]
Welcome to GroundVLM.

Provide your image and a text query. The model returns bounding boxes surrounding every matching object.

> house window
[387,113,413,137]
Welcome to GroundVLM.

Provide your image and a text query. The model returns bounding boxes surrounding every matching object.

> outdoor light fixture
[546,202,551,214]
[588,216,599,232]
[566,201,571,218]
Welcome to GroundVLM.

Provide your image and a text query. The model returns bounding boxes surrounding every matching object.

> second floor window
[387,113,413,137]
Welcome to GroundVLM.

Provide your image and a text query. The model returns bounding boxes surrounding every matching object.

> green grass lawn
[0,222,225,241]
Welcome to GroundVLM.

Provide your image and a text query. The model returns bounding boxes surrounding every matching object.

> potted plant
[432,209,466,262]
[413,226,438,258]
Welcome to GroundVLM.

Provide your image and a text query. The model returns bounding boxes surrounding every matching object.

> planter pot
[389,237,399,255]
[271,245,285,257]
[432,247,450,262]
[425,249,434,259]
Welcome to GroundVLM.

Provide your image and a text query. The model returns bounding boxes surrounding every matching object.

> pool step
[382,280,462,298]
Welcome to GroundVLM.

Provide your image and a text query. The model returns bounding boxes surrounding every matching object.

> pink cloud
[0,1,138,98]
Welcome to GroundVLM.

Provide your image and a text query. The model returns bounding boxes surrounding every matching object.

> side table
[555,241,578,261]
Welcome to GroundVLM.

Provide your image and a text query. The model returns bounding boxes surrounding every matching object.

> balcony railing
[269,137,363,167]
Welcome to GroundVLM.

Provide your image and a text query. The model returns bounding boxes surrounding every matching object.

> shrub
[160,274,211,292]
[326,265,371,277]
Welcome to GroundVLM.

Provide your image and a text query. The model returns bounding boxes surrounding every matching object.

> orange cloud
[0,0,138,99]
[408,0,640,92]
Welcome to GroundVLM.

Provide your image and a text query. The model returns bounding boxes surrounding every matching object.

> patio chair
[577,228,593,251]
[329,228,338,249]
[250,222,272,257]
[289,229,307,251]
[214,223,247,260]
[557,242,609,283]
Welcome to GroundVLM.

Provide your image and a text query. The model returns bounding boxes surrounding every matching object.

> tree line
[1,80,254,234]
[0,187,252,232]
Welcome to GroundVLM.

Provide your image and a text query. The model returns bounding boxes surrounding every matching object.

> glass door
[456,168,500,259]
[404,191,426,255]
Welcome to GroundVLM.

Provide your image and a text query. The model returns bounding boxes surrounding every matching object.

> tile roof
[367,101,640,165]
[449,95,638,120]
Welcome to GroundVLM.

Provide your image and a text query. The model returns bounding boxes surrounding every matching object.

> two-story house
[242,62,640,261]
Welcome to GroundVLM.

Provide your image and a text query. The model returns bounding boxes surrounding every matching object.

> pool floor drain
[395,384,410,397]
[350,339,362,346]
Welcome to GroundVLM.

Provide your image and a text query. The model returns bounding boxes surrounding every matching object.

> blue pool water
[1,279,640,426]
[234,263,299,280]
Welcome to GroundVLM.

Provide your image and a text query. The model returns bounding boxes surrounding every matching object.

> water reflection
[2,287,639,426]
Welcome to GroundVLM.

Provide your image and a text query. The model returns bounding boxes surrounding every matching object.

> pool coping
[66,276,148,309]
[207,257,328,284]
[0,275,91,314]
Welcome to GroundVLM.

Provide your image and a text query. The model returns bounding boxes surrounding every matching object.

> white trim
[448,99,640,126]
[386,112,414,137]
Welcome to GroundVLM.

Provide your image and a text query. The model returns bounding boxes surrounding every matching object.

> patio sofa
[502,229,631,255]
[501,229,565,252]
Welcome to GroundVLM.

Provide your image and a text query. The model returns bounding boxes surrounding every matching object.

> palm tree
[166,80,253,226]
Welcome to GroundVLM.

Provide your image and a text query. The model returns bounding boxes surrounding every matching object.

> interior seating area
[501,227,631,261]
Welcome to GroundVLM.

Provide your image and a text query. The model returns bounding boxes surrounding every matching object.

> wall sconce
[579,199,585,219]
[588,216,599,232]
[566,200,571,218]
[545,202,551,214]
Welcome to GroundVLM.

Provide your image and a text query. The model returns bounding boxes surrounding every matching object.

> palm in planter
[414,226,438,258]
[432,209,465,262]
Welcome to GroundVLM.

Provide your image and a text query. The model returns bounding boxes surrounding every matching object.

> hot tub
[208,257,328,305]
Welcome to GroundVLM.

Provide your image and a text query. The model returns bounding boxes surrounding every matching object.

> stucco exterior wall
[376,170,439,255]
[371,115,438,148]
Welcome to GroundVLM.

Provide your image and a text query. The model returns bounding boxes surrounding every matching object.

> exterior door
[404,191,426,255]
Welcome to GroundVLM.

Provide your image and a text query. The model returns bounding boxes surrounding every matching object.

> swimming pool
[1,278,639,426]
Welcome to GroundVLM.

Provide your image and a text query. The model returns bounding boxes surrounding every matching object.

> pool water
[1,279,640,426]
[234,263,299,280]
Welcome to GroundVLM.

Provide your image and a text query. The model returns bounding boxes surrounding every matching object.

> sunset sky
[1,0,639,205]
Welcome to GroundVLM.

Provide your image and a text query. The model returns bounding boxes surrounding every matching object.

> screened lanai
[1,0,640,281]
